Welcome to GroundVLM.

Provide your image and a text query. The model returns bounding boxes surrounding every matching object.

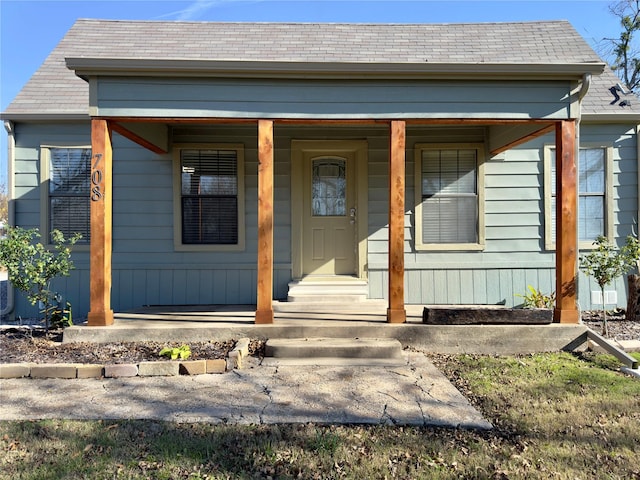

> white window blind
[421,149,478,244]
[181,149,238,245]
[49,147,91,243]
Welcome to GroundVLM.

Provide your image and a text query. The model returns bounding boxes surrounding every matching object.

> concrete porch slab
[62,305,590,355]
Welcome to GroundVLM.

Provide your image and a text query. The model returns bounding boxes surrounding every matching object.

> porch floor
[63,304,589,355]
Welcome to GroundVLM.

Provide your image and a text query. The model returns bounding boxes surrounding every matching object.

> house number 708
[91,153,103,202]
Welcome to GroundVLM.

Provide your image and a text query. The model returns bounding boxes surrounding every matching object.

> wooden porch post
[554,120,580,323]
[256,119,274,324]
[387,120,407,323]
[87,119,114,326]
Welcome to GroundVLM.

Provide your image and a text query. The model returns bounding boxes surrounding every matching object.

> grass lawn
[1,351,639,479]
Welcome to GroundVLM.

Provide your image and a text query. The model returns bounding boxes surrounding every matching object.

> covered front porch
[86,117,581,326]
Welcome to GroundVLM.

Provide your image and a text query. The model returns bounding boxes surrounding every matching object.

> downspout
[2,121,15,318]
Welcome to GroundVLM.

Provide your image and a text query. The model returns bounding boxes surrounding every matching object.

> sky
[0,0,626,187]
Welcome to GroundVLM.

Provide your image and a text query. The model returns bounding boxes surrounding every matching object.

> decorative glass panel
[48,147,91,243]
[312,158,346,216]
[181,150,238,244]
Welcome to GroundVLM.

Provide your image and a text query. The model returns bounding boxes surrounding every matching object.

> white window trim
[40,145,91,251]
[543,144,614,251]
[173,144,245,252]
[414,143,485,251]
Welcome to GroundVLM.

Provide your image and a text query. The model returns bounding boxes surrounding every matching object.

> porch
[63,303,589,355]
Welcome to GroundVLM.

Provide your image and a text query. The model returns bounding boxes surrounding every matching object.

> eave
[0,113,89,122]
[66,57,606,81]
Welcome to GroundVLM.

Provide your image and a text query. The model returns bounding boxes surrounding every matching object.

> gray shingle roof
[1,18,624,118]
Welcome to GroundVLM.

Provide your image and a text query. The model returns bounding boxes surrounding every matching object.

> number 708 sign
[91,153,103,202]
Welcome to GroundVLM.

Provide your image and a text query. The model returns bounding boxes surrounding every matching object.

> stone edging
[0,338,251,380]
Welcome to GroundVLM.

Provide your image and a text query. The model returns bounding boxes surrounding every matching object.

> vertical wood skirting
[554,120,579,324]
[387,120,407,323]
[256,119,274,324]
[87,119,114,326]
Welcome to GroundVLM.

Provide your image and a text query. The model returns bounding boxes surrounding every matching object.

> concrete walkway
[0,352,492,429]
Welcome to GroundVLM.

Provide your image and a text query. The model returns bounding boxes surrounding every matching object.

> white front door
[302,153,357,275]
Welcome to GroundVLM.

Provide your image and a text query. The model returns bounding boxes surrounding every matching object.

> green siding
[95,77,573,120]
[8,120,637,319]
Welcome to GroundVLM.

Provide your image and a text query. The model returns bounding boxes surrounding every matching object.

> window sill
[415,243,485,252]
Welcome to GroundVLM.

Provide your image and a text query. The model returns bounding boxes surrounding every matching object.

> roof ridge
[72,18,572,27]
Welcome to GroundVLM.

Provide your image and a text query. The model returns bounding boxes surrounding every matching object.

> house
[2,19,639,326]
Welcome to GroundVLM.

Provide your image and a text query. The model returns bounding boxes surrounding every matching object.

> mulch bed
[0,327,266,365]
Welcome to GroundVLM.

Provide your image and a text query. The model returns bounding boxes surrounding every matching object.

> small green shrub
[516,285,555,309]
[159,345,191,360]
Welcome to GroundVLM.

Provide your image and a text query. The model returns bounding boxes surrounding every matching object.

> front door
[302,152,356,275]
[291,140,367,280]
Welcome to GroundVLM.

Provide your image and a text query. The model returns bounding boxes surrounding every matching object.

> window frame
[173,144,245,252]
[414,143,486,251]
[543,144,614,250]
[40,145,92,251]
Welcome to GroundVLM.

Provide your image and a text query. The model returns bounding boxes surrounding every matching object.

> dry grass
[1,352,639,479]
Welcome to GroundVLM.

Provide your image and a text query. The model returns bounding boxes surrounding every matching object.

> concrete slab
[0,353,491,429]
[265,337,403,359]
[63,315,589,356]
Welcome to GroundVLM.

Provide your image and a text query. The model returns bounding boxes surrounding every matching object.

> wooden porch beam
[490,123,555,156]
[255,119,275,324]
[109,122,168,154]
[387,120,407,323]
[87,119,114,326]
[99,116,556,127]
[554,120,579,324]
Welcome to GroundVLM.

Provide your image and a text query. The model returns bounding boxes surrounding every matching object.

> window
[174,145,245,251]
[414,144,485,250]
[42,146,91,244]
[544,146,613,249]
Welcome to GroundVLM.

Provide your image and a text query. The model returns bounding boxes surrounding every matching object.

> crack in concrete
[258,384,273,424]
[379,404,397,425]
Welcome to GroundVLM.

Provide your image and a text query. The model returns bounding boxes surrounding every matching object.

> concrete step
[264,338,406,366]
[286,277,369,303]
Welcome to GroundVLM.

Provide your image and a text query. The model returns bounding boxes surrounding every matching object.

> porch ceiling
[108,117,555,157]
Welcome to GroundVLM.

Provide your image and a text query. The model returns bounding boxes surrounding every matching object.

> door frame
[291,139,368,280]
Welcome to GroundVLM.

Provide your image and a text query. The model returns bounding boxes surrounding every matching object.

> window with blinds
[420,148,479,244]
[48,147,91,243]
[548,147,608,247]
[180,149,238,245]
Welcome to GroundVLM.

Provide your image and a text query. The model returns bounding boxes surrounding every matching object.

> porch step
[273,299,387,314]
[262,337,406,366]
[286,277,369,304]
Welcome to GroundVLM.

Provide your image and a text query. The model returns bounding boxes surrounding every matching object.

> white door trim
[291,139,368,280]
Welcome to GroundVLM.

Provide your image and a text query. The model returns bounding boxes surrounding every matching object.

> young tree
[579,235,640,336]
[0,227,80,330]
[603,0,640,91]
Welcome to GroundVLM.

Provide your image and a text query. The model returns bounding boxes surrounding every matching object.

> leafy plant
[41,297,73,330]
[516,285,556,309]
[0,227,80,330]
[159,345,191,360]
[579,234,640,336]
